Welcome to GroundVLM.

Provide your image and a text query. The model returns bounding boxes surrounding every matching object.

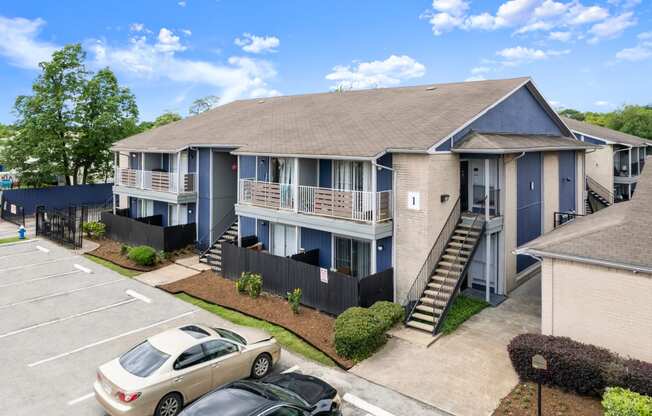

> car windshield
[260,383,308,408]
[213,328,247,345]
[119,341,170,377]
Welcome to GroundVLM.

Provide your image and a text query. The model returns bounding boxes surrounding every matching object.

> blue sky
[1,0,651,124]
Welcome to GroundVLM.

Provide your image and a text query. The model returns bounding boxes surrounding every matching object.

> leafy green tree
[606,105,652,140]
[188,95,219,116]
[4,44,138,186]
[153,112,182,127]
[559,109,585,121]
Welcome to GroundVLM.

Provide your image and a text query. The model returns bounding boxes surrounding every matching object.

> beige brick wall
[541,257,652,362]
[585,144,613,195]
[393,153,459,302]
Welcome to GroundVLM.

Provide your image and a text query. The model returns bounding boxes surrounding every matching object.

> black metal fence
[222,242,394,316]
[1,199,25,225]
[553,211,585,228]
[101,212,196,252]
[35,205,85,249]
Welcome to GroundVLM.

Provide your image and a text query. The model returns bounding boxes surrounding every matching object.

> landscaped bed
[86,239,194,272]
[440,294,489,334]
[159,271,355,369]
[493,382,603,416]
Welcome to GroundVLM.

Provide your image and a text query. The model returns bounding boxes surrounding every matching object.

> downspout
[484,158,491,303]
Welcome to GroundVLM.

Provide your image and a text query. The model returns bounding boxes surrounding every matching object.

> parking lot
[0,237,443,416]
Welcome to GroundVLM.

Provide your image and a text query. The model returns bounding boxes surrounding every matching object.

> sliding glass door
[334,236,371,278]
[271,223,297,257]
[270,157,294,209]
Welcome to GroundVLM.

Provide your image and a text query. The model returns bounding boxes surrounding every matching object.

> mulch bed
[86,239,172,272]
[493,383,603,416]
[159,271,354,369]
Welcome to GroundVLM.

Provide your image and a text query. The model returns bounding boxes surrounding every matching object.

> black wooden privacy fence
[221,242,394,316]
[1,199,25,226]
[101,212,196,252]
[35,205,85,249]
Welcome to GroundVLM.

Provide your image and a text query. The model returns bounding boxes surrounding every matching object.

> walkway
[351,274,541,416]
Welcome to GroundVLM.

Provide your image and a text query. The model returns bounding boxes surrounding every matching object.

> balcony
[115,168,196,194]
[238,179,392,223]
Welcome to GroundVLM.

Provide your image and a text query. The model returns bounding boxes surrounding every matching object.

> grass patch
[0,236,25,245]
[176,293,336,367]
[84,254,142,278]
[440,294,489,335]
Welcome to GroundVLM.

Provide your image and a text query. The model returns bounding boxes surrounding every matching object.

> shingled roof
[452,132,597,154]
[113,77,540,158]
[562,116,649,147]
[517,165,652,273]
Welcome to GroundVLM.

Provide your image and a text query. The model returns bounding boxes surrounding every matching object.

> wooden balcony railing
[115,168,196,194]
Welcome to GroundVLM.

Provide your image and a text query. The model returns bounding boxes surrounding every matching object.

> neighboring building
[516,165,652,362]
[562,116,649,209]
[111,77,597,334]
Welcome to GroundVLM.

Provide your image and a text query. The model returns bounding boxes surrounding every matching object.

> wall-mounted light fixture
[441,194,450,203]
[377,245,384,251]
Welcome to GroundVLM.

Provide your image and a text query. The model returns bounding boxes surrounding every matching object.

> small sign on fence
[10,204,16,214]
[320,267,328,284]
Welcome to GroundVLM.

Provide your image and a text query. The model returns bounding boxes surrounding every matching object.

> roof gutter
[514,247,652,275]
[453,145,598,155]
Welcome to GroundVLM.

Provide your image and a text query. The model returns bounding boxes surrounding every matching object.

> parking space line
[36,245,50,253]
[28,311,197,367]
[281,365,300,374]
[0,256,77,273]
[125,289,152,303]
[0,298,138,339]
[73,264,92,273]
[0,249,40,260]
[343,393,396,416]
[67,392,95,406]
[0,270,81,288]
[0,279,123,310]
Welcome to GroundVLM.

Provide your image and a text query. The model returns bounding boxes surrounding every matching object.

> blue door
[558,151,576,213]
[517,152,542,273]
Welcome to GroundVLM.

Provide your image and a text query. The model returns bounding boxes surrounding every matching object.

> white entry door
[271,223,297,257]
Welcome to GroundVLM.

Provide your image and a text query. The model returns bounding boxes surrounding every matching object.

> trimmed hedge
[334,307,385,361]
[369,301,404,332]
[127,245,157,266]
[602,387,652,416]
[508,334,652,398]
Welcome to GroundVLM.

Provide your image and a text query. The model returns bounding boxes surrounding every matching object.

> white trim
[233,151,376,161]
[515,248,652,275]
[427,78,531,153]
[195,149,199,240]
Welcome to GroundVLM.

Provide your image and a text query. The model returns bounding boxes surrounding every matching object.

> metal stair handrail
[586,175,614,205]
[402,197,461,322]
[197,207,236,257]
[432,215,485,335]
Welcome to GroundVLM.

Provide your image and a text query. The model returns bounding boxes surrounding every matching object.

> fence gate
[1,199,25,226]
[35,205,85,249]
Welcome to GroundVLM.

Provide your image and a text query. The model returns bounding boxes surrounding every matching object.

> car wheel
[155,392,183,416]
[251,353,272,379]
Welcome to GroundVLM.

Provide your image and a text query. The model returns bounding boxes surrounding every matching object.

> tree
[189,95,219,116]
[559,109,585,121]
[153,112,182,127]
[4,44,138,186]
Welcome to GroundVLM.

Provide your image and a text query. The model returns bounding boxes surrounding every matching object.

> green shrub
[334,307,386,361]
[235,272,263,298]
[127,245,157,266]
[82,221,106,238]
[287,288,302,314]
[602,387,652,416]
[369,301,404,331]
[120,244,130,255]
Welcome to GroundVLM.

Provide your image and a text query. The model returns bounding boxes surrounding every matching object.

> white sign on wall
[407,192,420,210]
[320,268,328,284]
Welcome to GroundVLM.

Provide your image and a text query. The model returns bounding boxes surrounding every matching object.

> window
[174,345,207,370]
[180,325,210,339]
[138,199,153,218]
[335,236,371,278]
[119,341,170,377]
[214,328,247,345]
[332,160,371,191]
[265,407,303,416]
[202,340,238,361]
[272,223,297,257]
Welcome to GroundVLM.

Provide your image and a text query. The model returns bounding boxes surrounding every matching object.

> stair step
[448,242,474,250]
[427,282,455,292]
[415,304,443,315]
[458,223,483,231]
[435,268,461,276]
[424,288,453,298]
[455,229,480,236]
[445,247,470,256]
[438,261,464,269]
[441,254,467,263]
[225,229,238,236]
[431,275,457,285]
[420,296,449,307]
[452,235,477,243]
[411,313,435,323]
[406,320,435,333]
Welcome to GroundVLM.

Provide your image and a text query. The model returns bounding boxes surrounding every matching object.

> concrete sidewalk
[351,274,541,416]
[135,263,200,286]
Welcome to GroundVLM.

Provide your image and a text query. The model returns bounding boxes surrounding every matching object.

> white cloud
[432,0,469,16]
[533,0,568,19]
[178,1,187,7]
[0,16,58,69]
[549,31,572,42]
[594,100,610,107]
[567,4,609,25]
[465,75,487,81]
[638,32,652,40]
[181,29,192,36]
[89,31,280,104]
[234,33,280,54]
[129,23,145,33]
[615,31,652,62]
[515,20,554,34]
[325,55,426,90]
[588,12,636,43]
[471,66,491,74]
[495,45,569,65]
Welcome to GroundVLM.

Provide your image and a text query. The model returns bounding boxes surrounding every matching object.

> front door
[516,152,542,273]
[460,161,469,211]
[558,151,576,212]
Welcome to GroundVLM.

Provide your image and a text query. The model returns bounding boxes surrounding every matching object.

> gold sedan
[94,324,281,416]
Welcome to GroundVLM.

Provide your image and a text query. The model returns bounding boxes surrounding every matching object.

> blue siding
[129,197,138,218]
[558,151,576,213]
[257,220,270,250]
[197,148,211,244]
[161,154,169,171]
[240,216,256,238]
[300,227,332,268]
[188,150,197,173]
[153,200,168,225]
[129,152,141,169]
[376,236,392,272]
[517,152,543,272]
[257,156,270,181]
[319,160,332,188]
[377,154,393,192]
[240,156,256,179]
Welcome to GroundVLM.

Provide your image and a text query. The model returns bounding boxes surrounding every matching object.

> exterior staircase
[585,198,593,215]
[585,176,613,214]
[587,188,611,211]
[405,214,485,334]
[199,218,238,273]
